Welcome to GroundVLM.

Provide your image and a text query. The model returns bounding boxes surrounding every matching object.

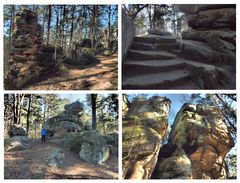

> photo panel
[4,93,119,179]
[122,4,236,90]
[3,4,118,90]
[122,93,236,179]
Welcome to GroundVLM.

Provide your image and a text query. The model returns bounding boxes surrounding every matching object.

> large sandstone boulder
[64,101,84,114]
[187,8,236,30]
[78,130,109,164]
[153,146,192,179]
[46,148,65,168]
[5,136,29,151]
[122,96,171,179]
[156,103,234,179]
[8,124,26,136]
[122,9,135,62]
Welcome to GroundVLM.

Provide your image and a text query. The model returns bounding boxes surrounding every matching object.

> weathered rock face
[122,9,135,62]
[79,130,109,164]
[155,103,233,179]
[5,135,29,151]
[122,96,171,179]
[46,148,65,168]
[178,5,236,88]
[8,124,26,136]
[5,9,55,89]
[43,101,84,138]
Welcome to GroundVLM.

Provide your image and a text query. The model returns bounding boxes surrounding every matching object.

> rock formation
[179,4,236,88]
[5,9,56,89]
[122,5,236,89]
[122,96,171,179]
[78,130,110,164]
[5,124,29,151]
[122,8,135,62]
[44,101,112,164]
[46,148,65,168]
[153,103,234,179]
[44,101,84,139]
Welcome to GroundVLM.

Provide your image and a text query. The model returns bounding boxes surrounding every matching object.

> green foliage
[79,47,96,56]
[57,64,69,76]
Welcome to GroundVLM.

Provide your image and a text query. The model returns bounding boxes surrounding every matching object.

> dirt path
[24,54,118,90]
[4,140,118,179]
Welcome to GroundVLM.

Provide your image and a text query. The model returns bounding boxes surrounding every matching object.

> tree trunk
[54,6,59,62]
[107,5,111,50]
[91,94,97,130]
[26,95,32,136]
[9,5,15,52]
[148,5,152,29]
[47,5,52,45]
[69,5,76,58]
[61,5,66,49]
[91,5,97,48]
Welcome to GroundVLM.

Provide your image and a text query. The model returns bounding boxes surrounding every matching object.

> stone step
[133,36,177,44]
[128,50,177,60]
[131,42,180,51]
[122,69,192,89]
[123,59,186,76]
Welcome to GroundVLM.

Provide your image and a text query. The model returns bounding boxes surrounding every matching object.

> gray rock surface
[46,148,65,168]
[122,9,135,62]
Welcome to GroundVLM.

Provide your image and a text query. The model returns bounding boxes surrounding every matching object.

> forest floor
[24,54,118,90]
[4,140,118,179]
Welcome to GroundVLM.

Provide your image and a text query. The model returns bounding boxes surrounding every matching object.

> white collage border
[0,0,239,182]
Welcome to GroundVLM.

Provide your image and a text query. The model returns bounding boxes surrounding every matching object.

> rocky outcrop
[155,103,234,179]
[79,130,109,164]
[178,5,236,88]
[5,136,29,151]
[122,9,135,62]
[43,101,84,139]
[5,9,56,89]
[46,148,65,168]
[122,96,171,179]
[8,124,26,136]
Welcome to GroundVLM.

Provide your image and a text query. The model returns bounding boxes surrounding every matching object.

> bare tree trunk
[26,95,32,136]
[54,6,59,62]
[148,5,152,29]
[107,5,111,50]
[47,5,52,45]
[61,5,66,49]
[91,5,97,48]
[69,5,76,58]
[91,94,97,130]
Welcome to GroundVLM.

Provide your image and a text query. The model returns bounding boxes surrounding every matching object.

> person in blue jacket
[41,128,47,143]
